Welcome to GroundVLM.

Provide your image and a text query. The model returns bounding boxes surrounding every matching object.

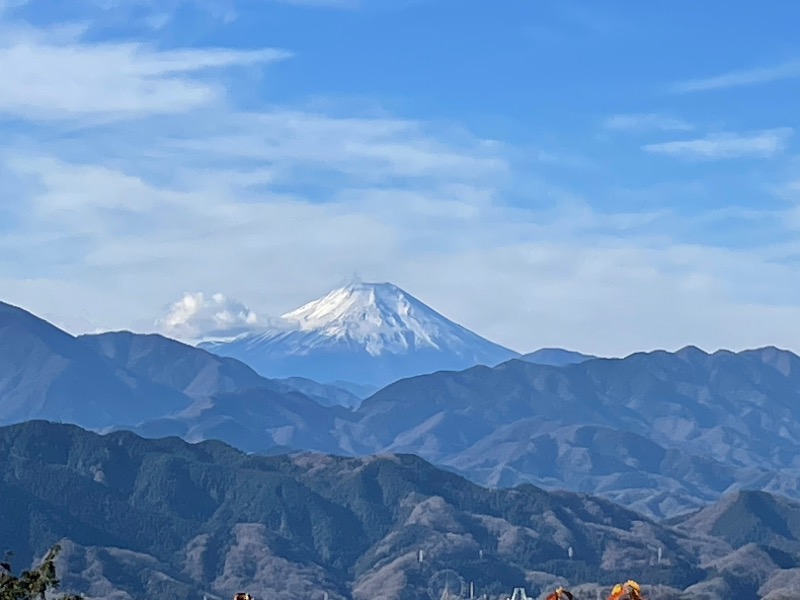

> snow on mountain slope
[199,282,519,386]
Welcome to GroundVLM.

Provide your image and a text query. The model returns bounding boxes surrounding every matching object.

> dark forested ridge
[1,421,800,600]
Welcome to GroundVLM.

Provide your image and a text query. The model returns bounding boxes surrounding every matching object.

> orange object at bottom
[607,580,643,600]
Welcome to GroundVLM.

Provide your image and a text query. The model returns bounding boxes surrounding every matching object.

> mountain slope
[200,282,519,386]
[441,423,745,518]
[672,491,800,553]
[0,421,710,600]
[0,302,190,428]
[80,331,268,398]
[351,347,800,472]
[128,387,349,454]
[13,299,800,524]
[128,340,800,517]
[310,346,800,516]
[269,376,363,408]
[0,305,356,432]
[81,331,361,408]
[670,491,800,599]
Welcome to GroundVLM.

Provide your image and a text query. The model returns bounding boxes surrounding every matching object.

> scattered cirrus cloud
[0,21,290,121]
[2,0,800,356]
[642,128,793,160]
[671,58,800,93]
[604,113,693,133]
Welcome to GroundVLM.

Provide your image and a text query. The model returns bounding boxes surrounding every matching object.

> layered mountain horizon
[4,293,800,524]
[6,293,800,597]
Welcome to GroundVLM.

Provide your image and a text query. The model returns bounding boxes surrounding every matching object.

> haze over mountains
[4,293,800,523]
[0,300,358,427]
[0,302,191,428]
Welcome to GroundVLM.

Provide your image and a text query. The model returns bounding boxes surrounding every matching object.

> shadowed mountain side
[128,388,351,455]
[436,424,749,519]
[81,331,362,408]
[670,491,800,599]
[79,331,268,397]
[0,304,362,433]
[11,300,800,523]
[127,343,800,518]
[671,491,800,554]
[269,376,363,409]
[353,347,800,474]
[0,302,191,428]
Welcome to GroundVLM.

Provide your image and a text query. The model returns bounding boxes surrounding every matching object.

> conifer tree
[0,545,82,600]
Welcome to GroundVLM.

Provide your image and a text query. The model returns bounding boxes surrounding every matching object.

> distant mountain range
[7,297,800,522]
[4,421,800,600]
[122,341,800,518]
[199,281,521,387]
[0,302,190,428]
[82,331,364,408]
[0,301,360,427]
[345,346,800,516]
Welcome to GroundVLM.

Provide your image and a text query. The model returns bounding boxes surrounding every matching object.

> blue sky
[2,0,800,355]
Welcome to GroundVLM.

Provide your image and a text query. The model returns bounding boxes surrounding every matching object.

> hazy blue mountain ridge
[6,298,800,520]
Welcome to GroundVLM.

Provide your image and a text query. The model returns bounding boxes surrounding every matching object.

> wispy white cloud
[161,110,507,185]
[604,113,693,133]
[642,129,793,161]
[0,22,289,121]
[671,59,800,93]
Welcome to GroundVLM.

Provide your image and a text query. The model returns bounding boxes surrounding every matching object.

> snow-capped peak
[198,281,519,386]
[280,281,465,356]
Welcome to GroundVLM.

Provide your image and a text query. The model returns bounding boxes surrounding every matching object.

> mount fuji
[199,281,520,386]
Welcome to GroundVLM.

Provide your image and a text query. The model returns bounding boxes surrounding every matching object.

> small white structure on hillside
[505,588,530,600]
